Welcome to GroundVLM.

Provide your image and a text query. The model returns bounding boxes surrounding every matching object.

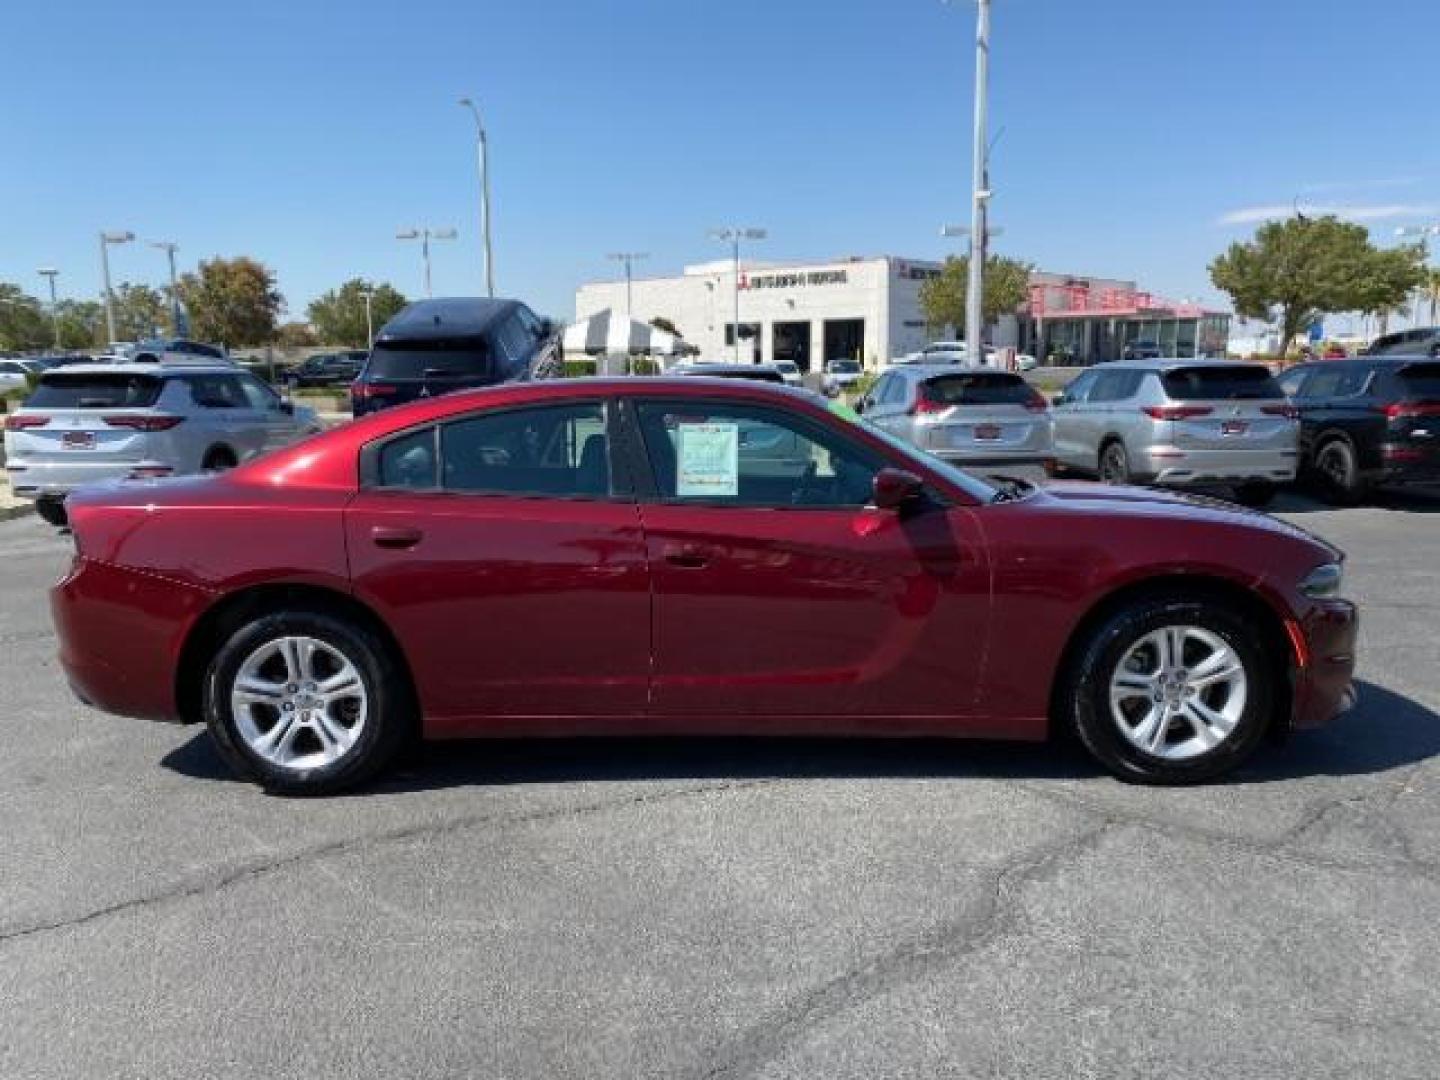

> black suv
[351,298,561,416]
[1277,356,1440,502]
[287,350,366,388]
[1363,327,1440,359]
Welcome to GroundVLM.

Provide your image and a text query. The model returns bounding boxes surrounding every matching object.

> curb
[0,501,35,523]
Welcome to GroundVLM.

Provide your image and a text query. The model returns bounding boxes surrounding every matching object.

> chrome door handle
[371,525,423,550]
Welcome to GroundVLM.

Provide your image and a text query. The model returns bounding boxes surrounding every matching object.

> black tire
[203,610,411,794]
[202,446,238,472]
[1233,482,1276,508]
[1313,437,1367,505]
[1098,440,1131,485]
[1063,596,1274,784]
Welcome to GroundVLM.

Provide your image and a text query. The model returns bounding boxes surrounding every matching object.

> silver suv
[1051,360,1298,505]
[857,365,1054,467]
[4,363,321,523]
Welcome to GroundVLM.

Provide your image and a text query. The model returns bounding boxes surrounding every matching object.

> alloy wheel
[230,635,368,770]
[1108,625,1248,761]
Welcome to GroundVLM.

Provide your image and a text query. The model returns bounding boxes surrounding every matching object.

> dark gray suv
[1364,327,1440,359]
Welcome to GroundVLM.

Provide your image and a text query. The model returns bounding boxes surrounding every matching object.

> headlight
[1299,562,1343,599]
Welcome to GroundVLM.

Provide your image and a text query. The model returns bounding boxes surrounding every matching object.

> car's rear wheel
[1099,440,1131,484]
[1314,437,1367,504]
[203,611,410,794]
[1064,596,1273,784]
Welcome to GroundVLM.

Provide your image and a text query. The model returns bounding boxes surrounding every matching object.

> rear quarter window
[27,373,162,409]
[1161,366,1281,401]
[1396,362,1440,397]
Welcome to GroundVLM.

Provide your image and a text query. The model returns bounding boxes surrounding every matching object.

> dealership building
[573,257,1229,369]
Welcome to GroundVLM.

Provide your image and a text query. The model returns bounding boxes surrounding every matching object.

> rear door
[183,373,269,461]
[912,371,1049,457]
[344,399,652,730]
[1156,364,1295,454]
[627,395,991,726]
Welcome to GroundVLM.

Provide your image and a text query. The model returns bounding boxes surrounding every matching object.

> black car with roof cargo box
[350,298,562,416]
[1276,356,1440,502]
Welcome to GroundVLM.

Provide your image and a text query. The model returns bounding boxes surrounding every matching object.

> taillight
[1024,390,1049,413]
[1378,401,1440,419]
[1261,404,1299,419]
[354,382,398,400]
[1142,405,1214,420]
[102,415,184,431]
[909,394,948,416]
[4,414,48,431]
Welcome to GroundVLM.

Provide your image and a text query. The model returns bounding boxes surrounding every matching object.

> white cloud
[1217,203,1439,226]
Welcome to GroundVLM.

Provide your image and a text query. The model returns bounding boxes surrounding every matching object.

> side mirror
[872,467,923,511]
[278,399,294,415]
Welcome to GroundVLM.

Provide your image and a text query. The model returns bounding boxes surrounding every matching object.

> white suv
[4,363,321,523]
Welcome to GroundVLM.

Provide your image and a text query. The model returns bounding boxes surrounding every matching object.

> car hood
[1033,480,1342,558]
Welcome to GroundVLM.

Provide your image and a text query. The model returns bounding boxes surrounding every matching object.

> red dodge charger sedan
[51,378,1357,793]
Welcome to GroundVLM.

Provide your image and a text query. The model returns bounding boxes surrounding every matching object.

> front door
[344,399,652,734]
[627,396,990,727]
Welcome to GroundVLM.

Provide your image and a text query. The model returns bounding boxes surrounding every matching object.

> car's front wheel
[1064,596,1274,783]
[203,610,411,794]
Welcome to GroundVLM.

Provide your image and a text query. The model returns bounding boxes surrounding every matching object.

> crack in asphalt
[697,815,1120,1080]
[0,777,781,948]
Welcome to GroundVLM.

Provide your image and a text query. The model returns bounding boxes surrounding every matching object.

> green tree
[109,283,168,340]
[1420,267,1440,326]
[275,321,319,347]
[177,256,284,346]
[0,284,48,350]
[1210,215,1427,356]
[919,254,1034,338]
[54,299,105,349]
[306,279,407,347]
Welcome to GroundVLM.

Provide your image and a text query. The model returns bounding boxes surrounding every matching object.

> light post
[458,98,494,298]
[148,241,182,335]
[940,223,1004,362]
[36,268,60,348]
[606,252,649,325]
[396,227,458,298]
[708,227,766,362]
[98,230,135,343]
[360,287,375,349]
[952,0,991,369]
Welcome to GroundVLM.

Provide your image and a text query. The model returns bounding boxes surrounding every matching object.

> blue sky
[2,0,1437,327]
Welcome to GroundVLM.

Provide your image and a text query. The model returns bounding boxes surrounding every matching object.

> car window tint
[378,427,437,489]
[237,375,280,411]
[1161,365,1282,400]
[922,372,1032,405]
[440,402,610,497]
[516,306,545,339]
[182,374,247,409]
[1088,370,1136,402]
[1396,362,1440,397]
[882,375,909,404]
[27,373,163,408]
[635,401,881,508]
[1276,368,1309,397]
[1061,370,1098,402]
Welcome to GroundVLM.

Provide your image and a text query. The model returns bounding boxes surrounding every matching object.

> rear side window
[923,372,1032,405]
[366,340,492,380]
[1395,362,1440,397]
[28,372,162,409]
[440,402,611,497]
[1089,369,1144,402]
[1161,365,1281,401]
[378,428,438,488]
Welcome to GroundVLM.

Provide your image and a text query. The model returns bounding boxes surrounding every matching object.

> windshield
[27,372,163,409]
[826,399,998,502]
[366,340,492,380]
[923,372,1032,405]
[1162,365,1282,400]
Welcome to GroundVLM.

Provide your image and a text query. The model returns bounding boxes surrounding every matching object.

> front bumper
[1291,599,1359,729]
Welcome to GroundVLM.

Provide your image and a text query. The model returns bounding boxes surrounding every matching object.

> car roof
[1100,358,1268,372]
[375,297,518,342]
[890,364,1020,376]
[37,362,241,377]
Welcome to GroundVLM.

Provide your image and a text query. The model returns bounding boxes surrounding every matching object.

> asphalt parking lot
[1,487,1437,1079]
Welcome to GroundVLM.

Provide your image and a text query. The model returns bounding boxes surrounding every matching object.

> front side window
[635,400,880,508]
[441,402,611,497]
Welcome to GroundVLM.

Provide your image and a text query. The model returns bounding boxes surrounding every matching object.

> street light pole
[396,228,458,298]
[965,0,991,367]
[36,268,60,348]
[361,288,375,349]
[606,253,650,325]
[149,241,181,334]
[708,227,766,362]
[98,230,134,344]
[458,98,495,298]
